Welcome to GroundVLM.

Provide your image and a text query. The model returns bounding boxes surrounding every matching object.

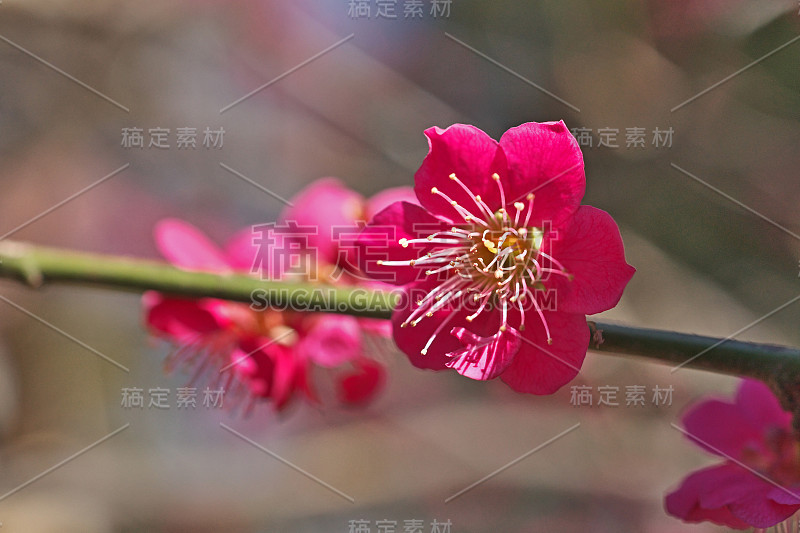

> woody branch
[1,239,800,422]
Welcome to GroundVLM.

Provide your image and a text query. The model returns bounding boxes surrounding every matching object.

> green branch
[2,239,800,419]
[0,240,396,319]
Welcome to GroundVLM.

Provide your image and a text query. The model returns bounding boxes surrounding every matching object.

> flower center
[225,304,300,347]
[380,172,573,356]
[468,222,543,283]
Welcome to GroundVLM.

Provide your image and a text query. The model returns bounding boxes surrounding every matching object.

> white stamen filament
[492,173,508,223]
[524,284,553,344]
[388,172,572,353]
[420,310,461,355]
[449,173,496,221]
[410,289,463,326]
[431,187,489,227]
[405,279,471,326]
[523,193,535,228]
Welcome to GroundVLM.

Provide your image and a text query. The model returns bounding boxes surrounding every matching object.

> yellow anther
[492,173,501,181]
[399,238,409,248]
[514,202,525,211]
[431,187,439,194]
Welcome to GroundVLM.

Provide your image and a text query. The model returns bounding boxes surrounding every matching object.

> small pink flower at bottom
[357,121,635,394]
[665,379,800,530]
[144,218,386,413]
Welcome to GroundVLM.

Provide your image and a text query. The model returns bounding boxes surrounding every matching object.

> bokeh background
[1,0,799,531]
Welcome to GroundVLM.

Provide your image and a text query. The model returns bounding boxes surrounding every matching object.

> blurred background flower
[0,0,798,531]
[665,380,800,529]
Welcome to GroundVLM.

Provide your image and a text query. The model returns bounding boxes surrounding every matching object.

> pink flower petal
[296,315,362,368]
[223,226,260,274]
[226,224,292,279]
[154,218,231,272]
[269,343,301,411]
[546,206,635,315]
[279,177,365,264]
[667,461,800,529]
[664,464,754,529]
[337,358,385,405]
[500,311,589,394]
[680,380,793,462]
[446,326,521,380]
[699,466,773,510]
[767,484,800,506]
[357,316,393,338]
[391,278,502,371]
[233,338,299,410]
[143,292,227,339]
[366,186,417,219]
[736,379,793,435]
[682,398,764,461]
[295,352,320,404]
[230,342,273,398]
[414,124,506,222]
[727,479,799,529]
[357,201,450,285]
[668,381,800,529]
[497,121,585,228]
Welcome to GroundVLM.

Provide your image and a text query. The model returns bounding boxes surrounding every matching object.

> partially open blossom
[278,177,417,274]
[357,121,634,394]
[143,179,402,412]
[277,177,416,337]
[666,379,800,530]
